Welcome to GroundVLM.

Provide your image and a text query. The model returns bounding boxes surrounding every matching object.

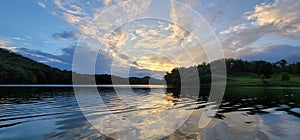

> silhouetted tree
[252,61,274,78]
[281,73,290,81]
[275,59,288,72]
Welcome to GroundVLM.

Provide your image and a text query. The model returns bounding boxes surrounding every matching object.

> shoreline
[0,84,299,88]
[0,84,167,88]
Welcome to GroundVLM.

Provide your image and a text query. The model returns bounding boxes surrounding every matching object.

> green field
[227,73,300,86]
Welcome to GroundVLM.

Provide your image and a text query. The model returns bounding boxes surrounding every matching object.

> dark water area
[0,86,300,139]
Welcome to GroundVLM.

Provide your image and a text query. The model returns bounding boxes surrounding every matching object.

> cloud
[0,39,71,69]
[38,2,46,9]
[241,45,300,63]
[53,0,90,25]
[17,48,70,68]
[73,0,166,71]
[135,55,176,72]
[63,13,84,24]
[102,0,125,6]
[221,25,276,53]
[103,0,113,6]
[50,0,224,74]
[246,0,300,33]
[179,0,202,8]
[1,39,157,77]
[49,0,300,77]
[0,45,70,69]
[0,44,19,52]
[52,31,78,40]
[220,0,300,58]
[219,24,247,34]
[54,0,85,15]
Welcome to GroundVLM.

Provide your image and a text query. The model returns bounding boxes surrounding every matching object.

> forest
[0,48,161,85]
[164,58,300,87]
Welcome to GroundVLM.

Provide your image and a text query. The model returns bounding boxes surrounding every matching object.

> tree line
[1,48,299,85]
[164,58,300,86]
[0,48,161,84]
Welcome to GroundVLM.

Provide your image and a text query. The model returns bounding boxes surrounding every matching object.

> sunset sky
[0,0,300,77]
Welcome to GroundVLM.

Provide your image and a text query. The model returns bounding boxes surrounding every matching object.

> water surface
[0,86,300,139]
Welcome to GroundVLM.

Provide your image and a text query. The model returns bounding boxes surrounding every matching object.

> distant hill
[0,48,162,85]
[0,48,71,84]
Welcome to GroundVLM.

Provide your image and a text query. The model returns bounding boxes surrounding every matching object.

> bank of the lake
[227,74,300,87]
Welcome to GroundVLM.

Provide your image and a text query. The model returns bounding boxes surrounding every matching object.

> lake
[0,86,300,140]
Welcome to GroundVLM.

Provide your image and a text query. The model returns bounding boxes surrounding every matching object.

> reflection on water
[0,86,300,139]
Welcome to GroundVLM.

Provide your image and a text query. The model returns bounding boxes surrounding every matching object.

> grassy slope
[227,73,300,86]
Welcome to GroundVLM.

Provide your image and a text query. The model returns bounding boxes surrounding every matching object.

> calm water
[0,86,300,140]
